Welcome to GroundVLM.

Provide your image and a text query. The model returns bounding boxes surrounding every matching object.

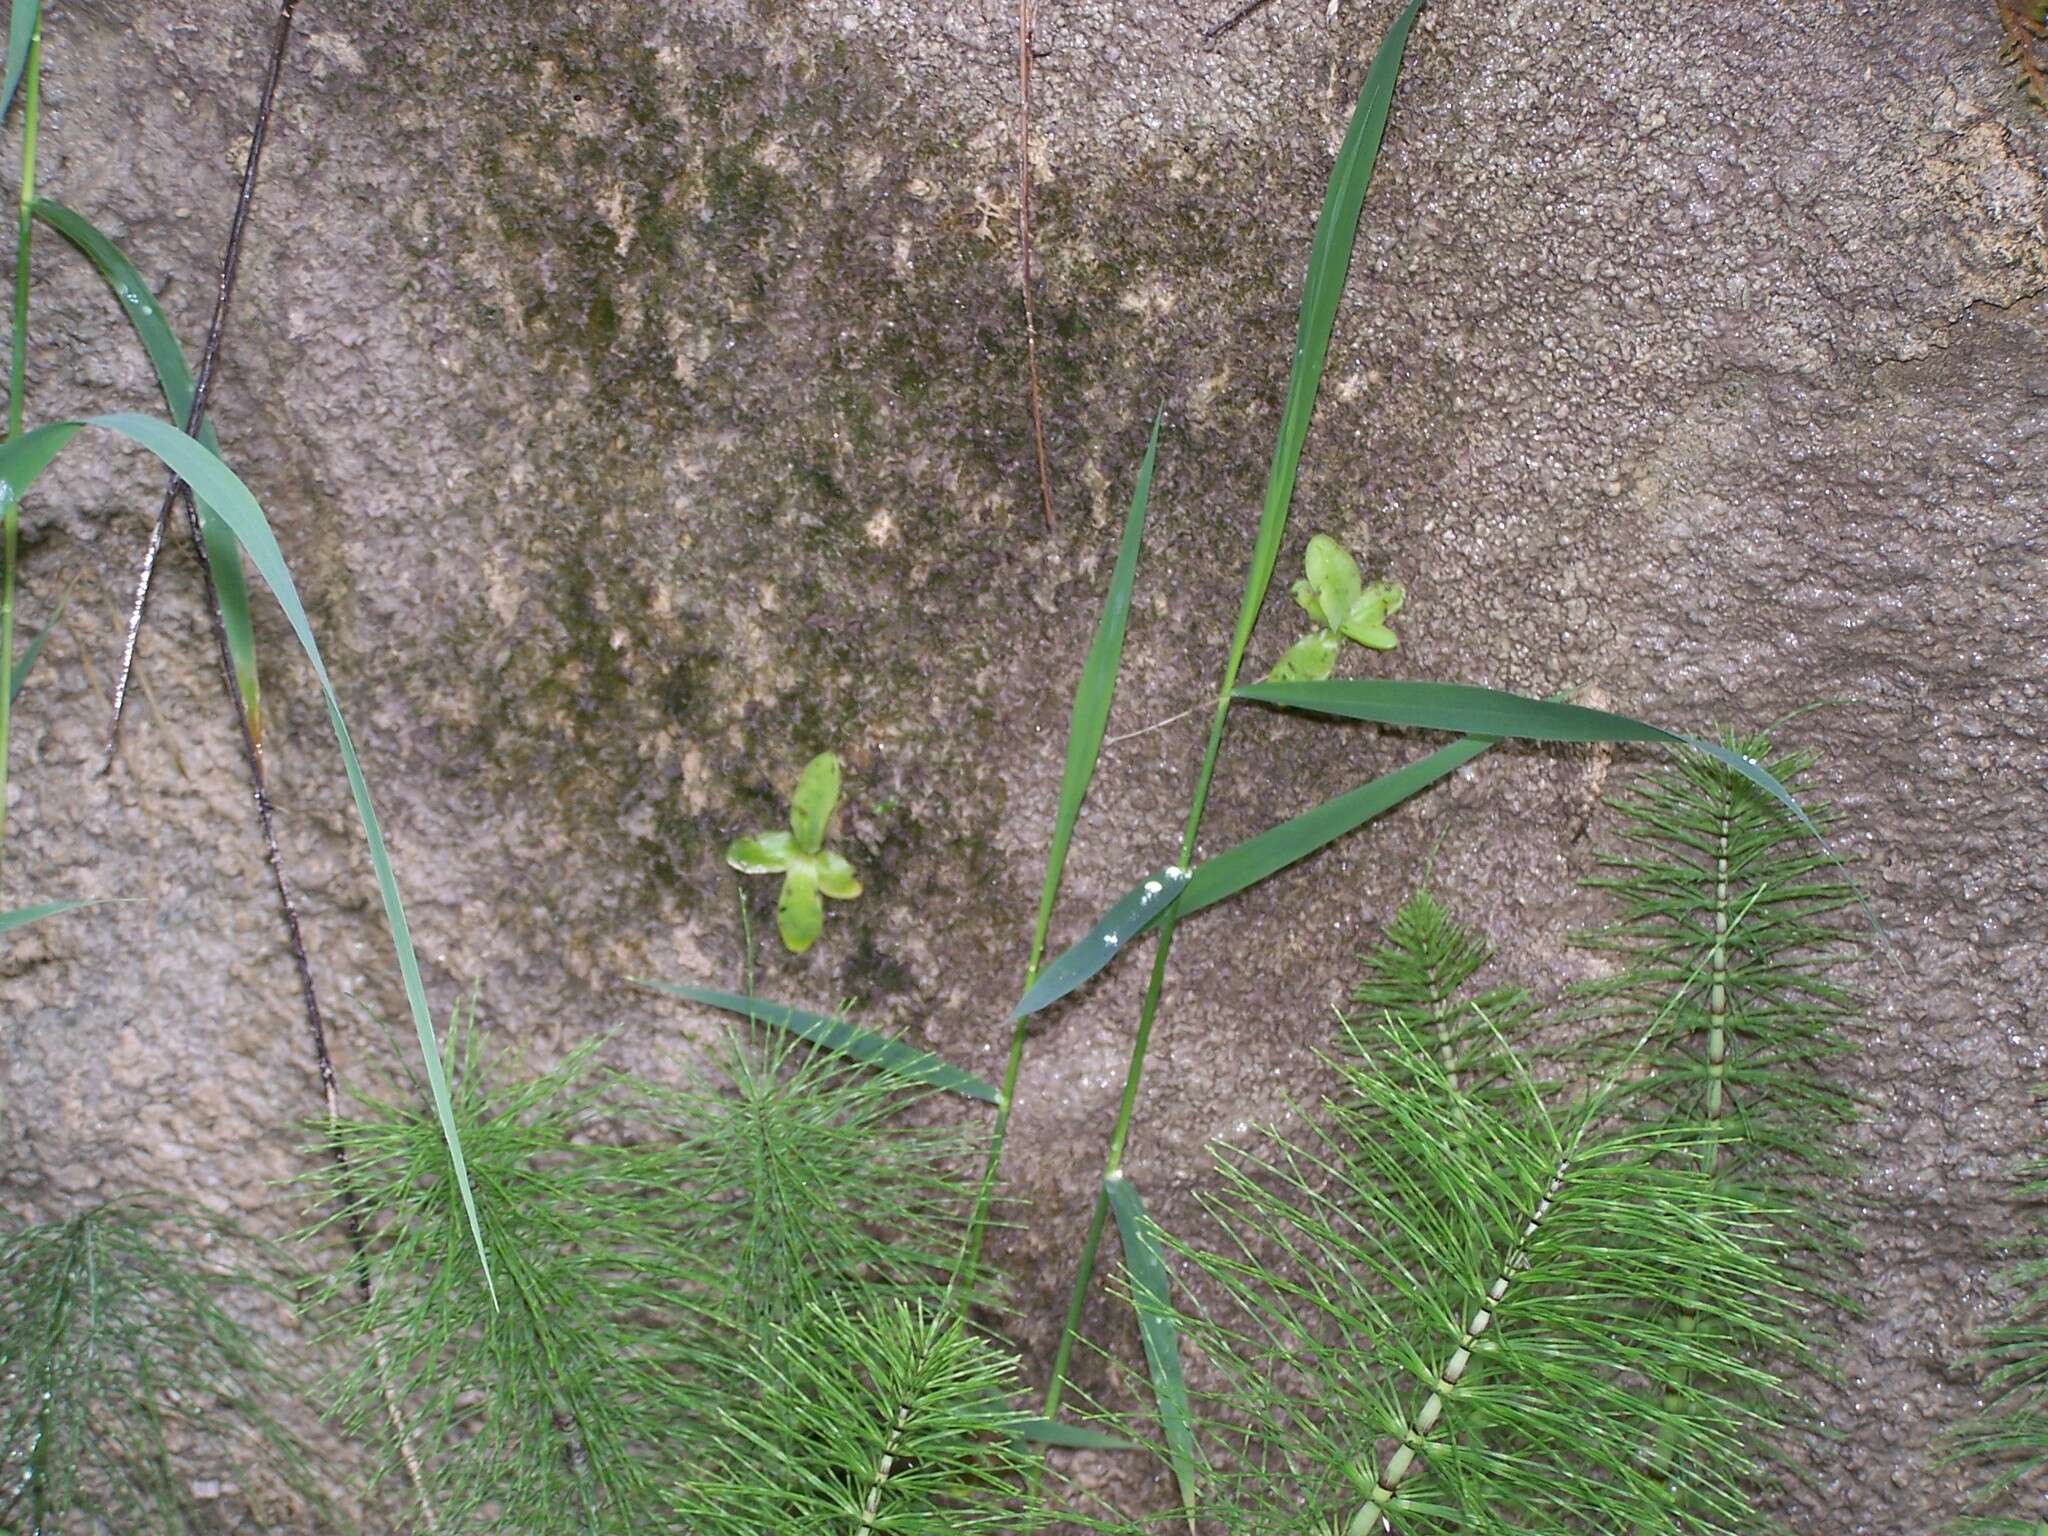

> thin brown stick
[1017,0,1055,533]
[89,0,439,1521]
[1202,0,1277,43]
[102,0,300,766]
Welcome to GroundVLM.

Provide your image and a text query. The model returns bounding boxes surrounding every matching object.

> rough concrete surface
[0,0,2041,1530]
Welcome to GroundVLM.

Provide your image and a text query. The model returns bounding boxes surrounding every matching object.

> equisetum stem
[1655,783,1736,1457]
[1343,1159,1570,1536]
[0,14,40,877]
[1706,802,1731,1147]
[1432,986,1460,1094]
[856,1400,915,1536]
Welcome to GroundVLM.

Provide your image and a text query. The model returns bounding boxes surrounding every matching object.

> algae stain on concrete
[373,0,1309,994]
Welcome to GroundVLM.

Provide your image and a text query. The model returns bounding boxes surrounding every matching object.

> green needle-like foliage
[1350,887,1535,1098]
[1573,735,1861,1222]
[1949,1124,2048,1533]
[307,1024,701,1532]
[645,1025,989,1330]
[311,1002,1009,1533]
[0,1195,323,1534]
[674,1300,1037,1535]
[1166,898,1805,1536]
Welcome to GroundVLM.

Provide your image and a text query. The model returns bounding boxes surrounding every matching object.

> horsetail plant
[1948,1107,2048,1533]
[309,996,1020,1532]
[1159,893,1804,1536]
[0,1196,324,1534]
[1572,732,1862,1267]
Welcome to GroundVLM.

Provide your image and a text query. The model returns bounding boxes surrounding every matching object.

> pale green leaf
[1265,629,1341,683]
[777,863,823,953]
[725,830,796,874]
[1291,575,1326,625]
[788,751,841,854]
[1304,534,1362,633]
[815,848,862,900]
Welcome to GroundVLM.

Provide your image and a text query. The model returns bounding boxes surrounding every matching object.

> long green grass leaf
[0,897,100,933]
[1237,676,1829,849]
[0,413,495,1304]
[33,198,261,738]
[0,0,32,124]
[1010,864,1192,1021]
[7,586,58,706]
[1106,1171,1197,1530]
[627,978,1000,1103]
[1008,1417,1140,1452]
[1029,409,1162,980]
[1177,734,1493,918]
[1214,0,1421,698]
[1021,740,1490,1014]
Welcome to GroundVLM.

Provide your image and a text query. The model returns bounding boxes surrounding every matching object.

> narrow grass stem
[1040,683,1235,1421]
[0,14,39,876]
[104,0,296,761]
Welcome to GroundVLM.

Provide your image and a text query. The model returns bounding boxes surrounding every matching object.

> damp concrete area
[0,1,2043,1531]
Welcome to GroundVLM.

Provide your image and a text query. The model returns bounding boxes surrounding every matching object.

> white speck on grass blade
[1011,864,1193,1021]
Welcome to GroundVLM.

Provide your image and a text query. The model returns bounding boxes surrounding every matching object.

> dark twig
[1017,0,1055,533]
[1202,0,1278,43]
[102,0,298,765]
[92,0,439,1520]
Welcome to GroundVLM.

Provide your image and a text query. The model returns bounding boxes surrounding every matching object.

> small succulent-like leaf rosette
[1264,532,1404,683]
[726,752,863,954]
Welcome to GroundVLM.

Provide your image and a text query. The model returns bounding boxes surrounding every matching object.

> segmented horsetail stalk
[1161,893,1805,1536]
[1574,733,1861,1216]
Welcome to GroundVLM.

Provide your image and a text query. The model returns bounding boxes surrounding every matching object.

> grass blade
[1237,676,1830,848]
[1178,734,1494,918]
[0,0,32,123]
[1106,1170,1197,1531]
[627,977,1001,1103]
[1028,408,1162,979]
[0,897,101,933]
[1241,677,1887,944]
[33,198,261,738]
[1011,864,1192,1021]
[7,584,61,706]
[1213,0,1421,698]
[1017,740,1491,1014]
[0,412,496,1305]
[1009,1417,1140,1453]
